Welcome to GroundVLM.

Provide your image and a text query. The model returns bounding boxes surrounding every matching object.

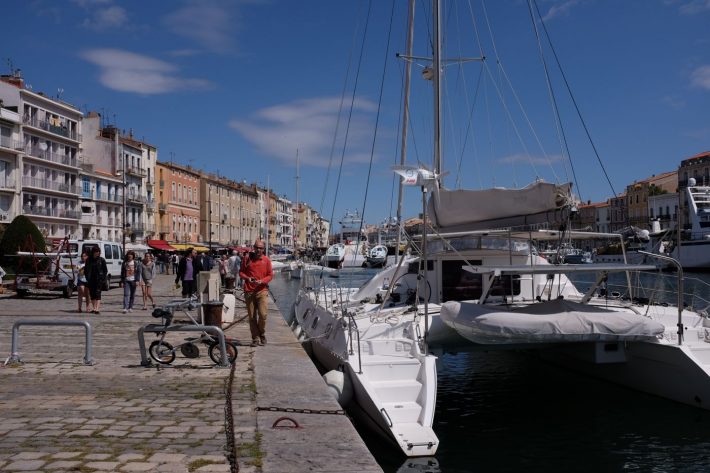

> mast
[395,0,416,264]
[433,0,443,178]
[295,149,300,251]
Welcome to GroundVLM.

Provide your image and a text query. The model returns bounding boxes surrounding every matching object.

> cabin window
[441,260,520,302]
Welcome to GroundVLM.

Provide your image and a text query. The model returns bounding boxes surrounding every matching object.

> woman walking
[75,251,90,312]
[140,253,156,310]
[120,251,142,313]
[85,246,108,314]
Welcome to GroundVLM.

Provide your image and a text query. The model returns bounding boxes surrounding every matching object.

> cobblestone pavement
[0,273,259,473]
[0,271,383,473]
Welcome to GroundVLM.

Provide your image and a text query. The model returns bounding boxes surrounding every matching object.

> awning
[125,243,150,252]
[231,246,251,253]
[171,243,210,252]
[147,239,176,251]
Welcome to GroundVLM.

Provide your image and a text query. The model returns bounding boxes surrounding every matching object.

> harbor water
[269,269,710,473]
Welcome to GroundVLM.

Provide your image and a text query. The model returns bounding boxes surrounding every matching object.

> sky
[3,0,710,230]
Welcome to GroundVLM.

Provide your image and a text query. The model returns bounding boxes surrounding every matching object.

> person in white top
[75,251,90,312]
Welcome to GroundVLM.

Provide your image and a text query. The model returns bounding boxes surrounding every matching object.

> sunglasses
[255,247,265,250]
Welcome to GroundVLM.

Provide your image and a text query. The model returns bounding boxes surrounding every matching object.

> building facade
[156,162,201,243]
[0,72,82,240]
[0,100,22,224]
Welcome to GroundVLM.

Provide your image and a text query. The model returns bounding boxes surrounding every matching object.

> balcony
[0,136,23,152]
[126,193,145,204]
[24,145,78,168]
[0,179,16,191]
[24,205,79,219]
[128,222,145,234]
[95,191,121,203]
[108,217,115,226]
[23,115,81,142]
[126,165,147,178]
[159,203,167,213]
[23,176,79,195]
[146,181,154,191]
[159,180,165,189]
[159,225,171,233]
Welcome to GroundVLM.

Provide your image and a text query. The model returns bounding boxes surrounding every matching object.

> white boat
[323,210,369,268]
[661,178,710,269]
[366,244,389,268]
[294,0,710,458]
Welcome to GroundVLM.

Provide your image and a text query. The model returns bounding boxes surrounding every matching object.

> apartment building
[79,113,123,242]
[626,171,677,230]
[608,193,627,232]
[0,100,21,224]
[0,71,82,239]
[276,195,293,248]
[236,182,259,246]
[155,161,201,243]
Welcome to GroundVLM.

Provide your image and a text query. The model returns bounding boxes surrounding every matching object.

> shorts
[143,279,153,287]
[77,280,86,287]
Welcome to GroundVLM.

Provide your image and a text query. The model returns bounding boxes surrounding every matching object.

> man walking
[227,250,242,287]
[175,248,203,298]
[239,240,273,347]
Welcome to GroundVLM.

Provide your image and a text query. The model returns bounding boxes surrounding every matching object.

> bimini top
[427,181,574,232]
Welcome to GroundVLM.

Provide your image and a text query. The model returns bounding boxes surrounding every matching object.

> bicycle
[148,297,238,365]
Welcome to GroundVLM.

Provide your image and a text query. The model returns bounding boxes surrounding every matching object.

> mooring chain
[256,406,346,415]
[224,360,239,473]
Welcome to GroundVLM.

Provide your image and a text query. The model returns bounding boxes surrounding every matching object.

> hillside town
[0,70,331,253]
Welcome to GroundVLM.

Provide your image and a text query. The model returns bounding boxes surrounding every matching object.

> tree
[0,216,47,270]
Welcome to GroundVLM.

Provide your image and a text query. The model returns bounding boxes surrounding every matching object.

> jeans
[245,290,269,341]
[123,280,137,309]
[182,279,196,298]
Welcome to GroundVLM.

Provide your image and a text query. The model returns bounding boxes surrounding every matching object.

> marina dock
[0,274,382,473]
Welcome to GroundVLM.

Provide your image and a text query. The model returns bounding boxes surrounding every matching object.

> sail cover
[427,181,574,231]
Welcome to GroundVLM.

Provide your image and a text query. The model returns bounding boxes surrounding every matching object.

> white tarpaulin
[427,181,574,231]
[440,299,665,345]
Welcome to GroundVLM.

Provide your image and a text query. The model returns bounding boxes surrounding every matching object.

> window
[104,244,113,260]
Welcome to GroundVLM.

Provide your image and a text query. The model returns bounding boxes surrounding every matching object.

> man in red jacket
[239,240,273,347]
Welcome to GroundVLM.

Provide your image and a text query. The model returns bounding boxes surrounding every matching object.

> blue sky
[4,0,710,228]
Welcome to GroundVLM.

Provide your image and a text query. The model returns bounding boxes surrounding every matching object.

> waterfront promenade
[0,273,382,473]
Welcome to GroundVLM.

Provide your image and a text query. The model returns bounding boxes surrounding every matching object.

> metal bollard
[6,319,94,365]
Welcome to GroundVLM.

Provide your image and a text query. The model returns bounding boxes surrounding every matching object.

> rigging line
[356,0,398,264]
[318,2,363,217]
[455,65,485,189]
[480,0,518,187]
[481,61,540,178]
[532,0,617,198]
[316,0,372,283]
[327,0,372,235]
[526,0,581,199]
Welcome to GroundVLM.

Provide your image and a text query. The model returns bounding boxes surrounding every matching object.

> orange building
[155,161,201,243]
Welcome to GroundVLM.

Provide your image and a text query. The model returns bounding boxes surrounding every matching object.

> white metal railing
[22,176,79,194]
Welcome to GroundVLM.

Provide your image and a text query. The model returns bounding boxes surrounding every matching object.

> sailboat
[294,0,710,458]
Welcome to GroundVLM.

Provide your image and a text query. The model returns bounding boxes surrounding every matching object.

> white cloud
[229,97,379,167]
[541,0,583,22]
[691,65,710,89]
[679,0,710,14]
[82,5,127,30]
[80,49,213,94]
[661,95,686,109]
[163,1,236,53]
[497,153,565,165]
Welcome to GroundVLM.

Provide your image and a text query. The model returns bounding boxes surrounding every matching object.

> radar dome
[689,177,697,186]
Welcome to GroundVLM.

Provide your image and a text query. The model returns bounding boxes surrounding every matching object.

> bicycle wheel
[208,341,238,365]
[149,340,175,364]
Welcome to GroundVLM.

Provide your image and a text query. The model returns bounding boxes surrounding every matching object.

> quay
[0,273,382,473]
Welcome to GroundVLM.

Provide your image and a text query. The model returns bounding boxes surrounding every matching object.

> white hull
[673,240,710,270]
[294,286,439,457]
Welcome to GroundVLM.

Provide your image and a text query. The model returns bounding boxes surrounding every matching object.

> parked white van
[61,239,124,289]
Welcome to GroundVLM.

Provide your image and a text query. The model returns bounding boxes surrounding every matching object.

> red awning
[147,239,176,251]
[231,246,251,253]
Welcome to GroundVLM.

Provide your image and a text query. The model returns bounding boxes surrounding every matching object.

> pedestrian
[0,264,5,292]
[175,248,203,298]
[85,246,108,314]
[197,251,213,271]
[172,253,180,275]
[228,250,242,288]
[75,251,90,312]
[239,240,273,347]
[218,254,229,287]
[120,250,142,313]
[140,253,156,310]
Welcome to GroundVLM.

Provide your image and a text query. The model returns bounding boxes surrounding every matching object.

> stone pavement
[0,272,382,473]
